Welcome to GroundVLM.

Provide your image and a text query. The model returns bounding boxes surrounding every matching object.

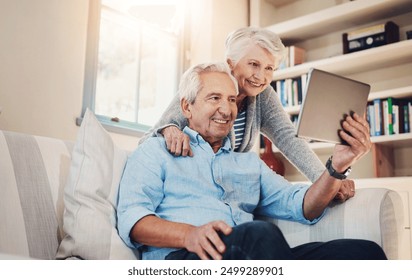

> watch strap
[326,156,351,180]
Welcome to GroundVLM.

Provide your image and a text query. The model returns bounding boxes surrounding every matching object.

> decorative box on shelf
[342,21,399,54]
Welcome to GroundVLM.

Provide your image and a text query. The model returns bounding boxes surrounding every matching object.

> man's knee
[223,221,292,259]
[355,240,387,260]
[237,221,286,244]
[250,220,282,236]
[324,239,387,260]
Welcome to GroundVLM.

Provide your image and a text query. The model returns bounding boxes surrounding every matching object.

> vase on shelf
[260,135,285,176]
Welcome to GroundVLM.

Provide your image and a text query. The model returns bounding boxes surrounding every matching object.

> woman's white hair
[178,62,239,104]
[224,26,286,67]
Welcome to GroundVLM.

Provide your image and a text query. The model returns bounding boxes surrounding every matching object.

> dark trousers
[165,220,387,260]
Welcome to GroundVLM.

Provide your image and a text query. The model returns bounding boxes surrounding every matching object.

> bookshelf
[252,0,412,259]
[252,0,412,179]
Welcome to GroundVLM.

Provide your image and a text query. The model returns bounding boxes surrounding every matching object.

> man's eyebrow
[204,92,222,97]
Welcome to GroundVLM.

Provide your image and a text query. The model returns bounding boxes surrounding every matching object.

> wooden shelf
[369,86,412,101]
[266,0,412,43]
[273,133,412,153]
[306,134,412,151]
[372,133,412,148]
[273,40,412,80]
[265,0,299,7]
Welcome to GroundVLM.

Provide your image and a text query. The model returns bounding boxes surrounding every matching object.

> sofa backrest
[0,129,73,259]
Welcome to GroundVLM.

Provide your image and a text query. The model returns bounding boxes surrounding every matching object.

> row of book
[271,73,308,108]
[367,98,411,136]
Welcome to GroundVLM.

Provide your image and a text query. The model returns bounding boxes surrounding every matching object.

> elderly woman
[140,27,354,201]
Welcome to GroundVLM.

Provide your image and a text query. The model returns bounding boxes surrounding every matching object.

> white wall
[0,0,248,150]
[0,0,88,141]
[188,0,248,65]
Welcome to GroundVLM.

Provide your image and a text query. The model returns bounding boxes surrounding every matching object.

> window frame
[78,0,185,137]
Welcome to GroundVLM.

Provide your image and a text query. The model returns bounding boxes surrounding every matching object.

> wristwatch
[325,156,351,180]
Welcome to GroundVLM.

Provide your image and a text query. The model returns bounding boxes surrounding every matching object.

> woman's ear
[226,58,234,70]
[181,98,192,119]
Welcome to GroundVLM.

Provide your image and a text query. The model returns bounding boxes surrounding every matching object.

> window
[80,0,185,136]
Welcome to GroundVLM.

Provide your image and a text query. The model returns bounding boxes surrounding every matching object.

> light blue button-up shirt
[117,127,323,260]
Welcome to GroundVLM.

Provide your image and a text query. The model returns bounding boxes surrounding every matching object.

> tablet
[295,68,370,144]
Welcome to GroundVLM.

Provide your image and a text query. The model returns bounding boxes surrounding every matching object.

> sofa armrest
[259,188,404,260]
[0,130,73,259]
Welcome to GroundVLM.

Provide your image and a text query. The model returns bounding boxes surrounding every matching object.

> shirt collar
[183,126,232,153]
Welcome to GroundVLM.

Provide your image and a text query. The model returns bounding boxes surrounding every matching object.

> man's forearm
[302,171,342,221]
[130,215,194,249]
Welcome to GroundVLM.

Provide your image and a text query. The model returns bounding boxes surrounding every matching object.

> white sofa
[0,110,405,260]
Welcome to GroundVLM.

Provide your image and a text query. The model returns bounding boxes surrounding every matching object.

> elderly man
[117,62,386,260]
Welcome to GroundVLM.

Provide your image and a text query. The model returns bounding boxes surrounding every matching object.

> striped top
[233,110,246,151]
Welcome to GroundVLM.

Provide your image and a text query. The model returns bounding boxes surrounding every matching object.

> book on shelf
[403,100,410,134]
[392,98,410,134]
[393,103,399,135]
[290,115,299,128]
[373,99,383,136]
[382,98,393,135]
[367,97,411,137]
[289,46,306,67]
[279,45,306,69]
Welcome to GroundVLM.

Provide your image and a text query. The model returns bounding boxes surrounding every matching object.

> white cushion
[57,109,139,259]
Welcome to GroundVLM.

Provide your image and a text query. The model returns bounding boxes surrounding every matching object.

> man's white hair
[178,62,239,104]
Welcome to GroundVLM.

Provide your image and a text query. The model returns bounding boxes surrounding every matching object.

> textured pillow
[56,109,139,259]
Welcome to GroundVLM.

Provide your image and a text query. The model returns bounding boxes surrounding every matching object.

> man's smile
[212,118,230,124]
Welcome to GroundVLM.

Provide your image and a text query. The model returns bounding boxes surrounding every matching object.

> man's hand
[332,113,372,172]
[161,126,193,157]
[183,221,232,260]
[334,179,355,202]
[332,113,370,203]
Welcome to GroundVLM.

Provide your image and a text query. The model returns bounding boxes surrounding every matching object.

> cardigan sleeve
[259,86,325,182]
[139,94,188,145]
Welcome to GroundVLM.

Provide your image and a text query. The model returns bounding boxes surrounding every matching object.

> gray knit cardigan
[140,86,326,182]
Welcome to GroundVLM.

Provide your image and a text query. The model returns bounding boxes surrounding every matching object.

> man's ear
[181,98,192,119]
